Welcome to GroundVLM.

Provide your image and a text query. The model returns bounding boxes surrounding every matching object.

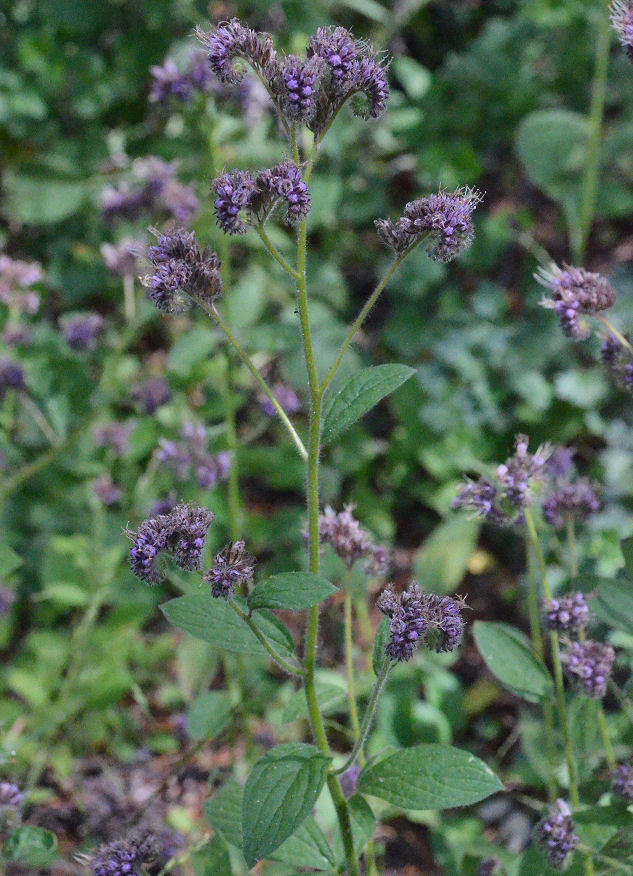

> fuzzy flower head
[318,504,387,573]
[601,333,633,393]
[156,421,232,489]
[62,313,105,351]
[273,54,325,123]
[142,227,223,313]
[89,829,157,876]
[92,474,123,507]
[127,503,213,584]
[131,377,171,414]
[0,358,26,398]
[536,263,616,341]
[308,26,359,87]
[611,761,633,801]
[542,481,601,529]
[101,157,198,226]
[544,592,590,634]
[212,170,257,235]
[254,161,311,225]
[563,639,615,698]
[612,1,633,58]
[197,19,278,84]
[149,51,214,105]
[101,238,143,278]
[376,187,483,262]
[205,540,255,599]
[259,382,301,417]
[534,799,579,871]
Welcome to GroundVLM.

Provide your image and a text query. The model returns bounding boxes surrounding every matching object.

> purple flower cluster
[453,434,550,526]
[102,156,199,226]
[61,313,105,350]
[563,639,615,698]
[601,333,633,393]
[273,54,325,123]
[376,187,483,262]
[92,474,123,506]
[205,540,255,599]
[90,830,157,876]
[0,780,23,831]
[101,238,143,278]
[377,583,467,662]
[197,19,278,84]
[150,50,213,104]
[94,421,132,457]
[128,503,214,584]
[612,761,633,801]
[259,382,301,417]
[318,504,387,573]
[542,480,601,529]
[544,592,590,634]
[0,254,42,314]
[612,1,633,59]
[157,421,232,489]
[536,263,616,341]
[142,227,223,314]
[212,161,310,234]
[534,799,579,870]
[131,377,171,414]
[308,27,358,87]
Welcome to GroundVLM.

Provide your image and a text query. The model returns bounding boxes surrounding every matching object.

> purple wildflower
[0,780,23,832]
[274,54,325,123]
[496,434,550,509]
[94,421,132,456]
[254,161,311,225]
[150,58,193,103]
[205,540,255,599]
[547,446,576,480]
[542,481,601,529]
[156,422,232,488]
[159,179,200,224]
[259,382,301,416]
[89,830,157,876]
[195,451,232,489]
[101,238,143,277]
[601,333,633,393]
[131,377,171,414]
[197,19,278,84]
[212,170,257,234]
[377,583,429,662]
[544,592,590,634]
[452,478,503,522]
[0,254,42,315]
[376,187,483,262]
[536,263,616,341]
[101,183,153,223]
[2,324,31,347]
[349,54,391,120]
[149,494,177,518]
[426,593,468,653]
[62,313,105,350]
[339,764,361,798]
[564,639,615,698]
[142,228,223,313]
[318,504,386,572]
[92,474,123,506]
[308,26,359,87]
[0,358,26,398]
[611,761,633,801]
[612,1,633,59]
[127,503,213,584]
[534,799,579,870]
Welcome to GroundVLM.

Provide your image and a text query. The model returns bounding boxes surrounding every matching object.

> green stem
[321,254,408,395]
[576,0,611,261]
[291,124,300,164]
[228,599,305,676]
[257,225,300,280]
[598,704,616,770]
[195,300,307,460]
[567,517,578,579]
[156,832,213,876]
[334,659,392,776]
[344,576,362,746]
[20,394,60,446]
[123,273,136,322]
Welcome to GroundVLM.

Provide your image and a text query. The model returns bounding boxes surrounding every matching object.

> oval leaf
[321,364,415,443]
[2,827,58,866]
[242,743,331,867]
[358,744,503,810]
[474,621,553,702]
[204,779,243,851]
[595,577,633,636]
[272,816,336,871]
[248,572,338,612]
[161,593,295,659]
[186,691,232,740]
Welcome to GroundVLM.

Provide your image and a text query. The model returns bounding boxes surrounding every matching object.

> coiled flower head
[376,187,483,262]
[534,799,579,870]
[254,161,311,225]
[563,639,615,698]
[127,503,213,584]
[205,540,255,599]
[308,27,359,86]
[89,829,157,876]
[611,1,633,59]
[197,19,278,84]
[542,481,601,529]
[142,227,223,313]
[212,170,257,235]
[544,592,590,634]
[318,504,386,573]
[274,54,325,123]
[536,263,616,340]
[611,761,633,801]
[62,313,105,350]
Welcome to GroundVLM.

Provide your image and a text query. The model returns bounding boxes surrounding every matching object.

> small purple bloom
[62,313,105,350]
[101,238,143,277]
[205,540,255,599]
[92,474,123,506]
[534,799,579,870]
[127,503,213,584]
[544,592,590,634]
[612,761,633,801]
[274,54,325,123]
[0,254,42,314]
[547,446,576,479]
[89,830,157,876]
[308,26,358,86]
[255,161,311,225]
[131,377,171,414]
[495,433,550,509]
[349,54,391,120]
[318,504,386,572]
[377,583,429,662]
[259,382,301,417]
[94,421,132,456]
[0,358,26,398]
[196,451,232,489]
[542,481,601,529]
[212,170,257,234]
[563,639,615,698]
[150,58,193,103]
[197,19,278,84]
[537,263,616,341]
[142,228,223,313]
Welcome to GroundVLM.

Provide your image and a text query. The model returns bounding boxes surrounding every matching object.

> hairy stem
[344,576,362,745]
[596,314,633,356]
[228,599,305,676]
[334,659,392,776]
[257,225,300,280]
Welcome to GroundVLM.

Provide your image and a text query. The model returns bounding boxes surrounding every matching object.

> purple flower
[426,593,468,653]
[94,421,132,456]
[101,156,198,226]
[339,764,361,798]
[612,1,633,59]
[542,481,601,529]
[452,478,503,522]
[547,446,576,480]
[197,19,278,84]
[150,59,193,103]
[255,161,311,225]
[376,187,483,262]
[2,325,31,347]
[544,592,590,634]
[318,504,386,572]
[62,313,105,350]
[273,54,325,123]
[149,494,177,518]
[259,382,301,416]
[612,761,633,801]
[195,451,232,489]
[159,179,200,224]
[534,799,579,870]
[601,333,633,393]
[89,830,157,876]
[156,422,232,488]
[127,503,214,584]
[0,358,26,398]
[131,377,171,414]
[377,583,429,662]
[0,780,23,831]
[308,26,358,86]
[537,263,616,341]
[205,540,255,599]
[563,639,615,698]
[142,228,223,313]
[212,170,257,234]
[101,238,143,277]
[92,474,123,506]
[349,55,390,120]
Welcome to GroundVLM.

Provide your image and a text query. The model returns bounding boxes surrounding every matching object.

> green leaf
[358,744,503,809]
[372,616,390,677]
[473,621,553,702]
[595,577,633,636]
[413,515,480,594]
[242,743,331,867]
[321,364,416,443]
[282,680,347,723]
[194,835,233,875]
[569,696,602,780]
[622,537,633,580]
[168,326,218,377]
[204,780,243,850]
[248,572,338,612]
[393,57,431,100]
[272,816,336,871]
[2,827,58,866]
[0,545,22,578]
[186,691,232,741]
[3,171,88,224]
[161,594,295,659]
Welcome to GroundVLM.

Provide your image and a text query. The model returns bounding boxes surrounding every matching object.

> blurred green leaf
[473,622,553,702]
[2,827,58,866]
